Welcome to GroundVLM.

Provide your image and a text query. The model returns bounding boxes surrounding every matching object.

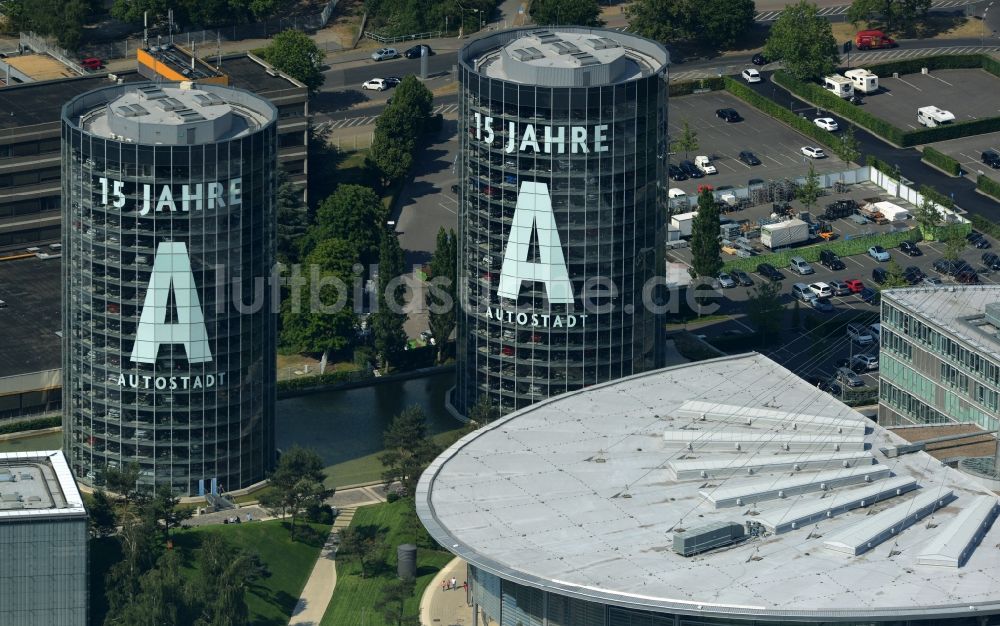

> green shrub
[670,77,725,97]
[276,368,370,393]
[983,55,1000,79]
[723,77,839,151]
[977,174,1000,202]
[969,213,1000,238]
[904,116,1000,147]
[772,71,906,145]
[864,54,983,77]
[918,184,954,209]
[720,228,920,273]
[0,415,60,435]
[921,146,961,176]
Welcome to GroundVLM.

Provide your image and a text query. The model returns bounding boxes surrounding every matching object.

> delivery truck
[844,69,879,93]
[670,211,697,238]
[761,219,809,249]
[855,30,897,50]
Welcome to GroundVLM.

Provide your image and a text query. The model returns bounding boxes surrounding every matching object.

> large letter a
[131,242,212,364]
[496,181,573,303]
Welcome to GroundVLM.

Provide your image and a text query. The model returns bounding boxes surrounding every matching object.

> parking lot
[668,92,849,195]
[860,69,1000,130]
[922,130,1000,183]
[673,222,999,401]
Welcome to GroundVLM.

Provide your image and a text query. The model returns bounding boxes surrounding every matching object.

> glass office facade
[469,565,1000,626]
[454,29,669,416]
[61,83,278,495]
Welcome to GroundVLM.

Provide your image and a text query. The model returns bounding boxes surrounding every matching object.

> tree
[529,0,602,26]
[104,461,143,503]
[797,162,823,212]
[467,396,501,425]
[379,406,441,496]
[745,281,784,344]
[260,446,330,538]
[372,232,408,372]
[312,184,388,268]
[882,259,909,288]
[690,188,722,279]
[764,0,840,81]
[277,171,309,264]
[391,76,434,136]
[260,29,325,92]
[114,551,196,626]
[111,0,169,24]
[847,0,930,32]
[337,526,387,579]
[427,228,457,363]
[194,535,267,626]
[943,230,965,261]
[628,0,754,50]
[671,121,699,160]
[370,107,417,184]
[88,489,117,538]
[836,126,862,164]
[10,0,90,50]
[914,195,943,240]
[382,577,417,626]
[150,483,193,540]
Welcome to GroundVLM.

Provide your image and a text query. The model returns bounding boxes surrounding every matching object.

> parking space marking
[895,76,923,91]
[846,256,866,268]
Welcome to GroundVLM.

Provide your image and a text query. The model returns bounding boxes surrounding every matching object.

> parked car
[404,44,433,58]
[844,279,865,293]
[738,150,761,166]
[851,354,879,371]
[679,160,704,178]
[716,273,736,288]
[716,108,742,122]
[922,276,943,286]
[362,78,387,90]
[801,146,826,159]
[81,57,104,70]
[695,156,717,174]
[933,259,970,276]
[867,245,890,261]
[810,297,834,312]
[836,367,866,387]
[733,270,754,286]
[872,267,888,285]
[789,256,814,275]
[742,68,762,83]
[968,230,991,249]
[898,241,921,257]
[859,287,879,304]
[792,282,817,303]
[983,252,1000,270]
[751,53,769,65]
[668,164,688,181]
[819,249,845,270]
[982,149,1000,169]
[809,282,832,298]
[955,269,981,284]
[814,117,839,131]
[757,263,784,282]
[847,323,874,345]
[829,280,852,296]
[903,266,925,284]
[371,48,400,61]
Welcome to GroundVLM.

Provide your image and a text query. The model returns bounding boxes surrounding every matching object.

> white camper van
[823,74,854,98]
[844,69,878,93]
[917,106,955,127]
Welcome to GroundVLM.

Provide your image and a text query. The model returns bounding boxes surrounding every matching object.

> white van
[823,75,854,98]
[917,106,955,127]
[694,155,717,174]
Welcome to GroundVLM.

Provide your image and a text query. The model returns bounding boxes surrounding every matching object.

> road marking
[896,76,923,90]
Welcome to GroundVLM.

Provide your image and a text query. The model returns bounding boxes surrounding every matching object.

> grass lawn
[90,519,330,626]
[323,427,468,488]
[321,500,453,626]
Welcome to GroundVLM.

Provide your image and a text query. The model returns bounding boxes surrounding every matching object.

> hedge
[0,415,61,436]
[904,117,1000,147]
[864,53,984,77]
[772,71,905,145]
[969,213,1000,238]
[921,146,961,176]
[918,184,954,209]
[723,77,840,152]
[977,174,1000,202]
[670,77,725,97]
[276,368,371,392]
[720,227,921,273]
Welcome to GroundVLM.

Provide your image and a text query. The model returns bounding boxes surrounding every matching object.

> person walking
[450,577,457,590]
[442,579,449,591]
[463,581,469,592]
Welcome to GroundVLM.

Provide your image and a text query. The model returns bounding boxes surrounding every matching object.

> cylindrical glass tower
[455,28,670,416]
[61,82,278,495]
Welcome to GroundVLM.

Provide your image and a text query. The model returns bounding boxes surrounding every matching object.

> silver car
[717,273,737,288]
[371,47,399,61]
[836,367,865,387]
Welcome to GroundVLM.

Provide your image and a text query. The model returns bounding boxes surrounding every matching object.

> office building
[62,81,277,495]
[879,286,1000,433]
[418,353,1000,626]
[0,50,306,255]
[0,450,88,626]
[454,27,670,416]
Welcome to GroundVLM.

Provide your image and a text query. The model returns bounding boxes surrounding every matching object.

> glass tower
[455,28,670,416]
[61,82,277,495]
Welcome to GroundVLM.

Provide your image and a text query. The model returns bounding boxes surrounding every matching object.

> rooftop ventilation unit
[917,495,999,567]
[116,106,141,118]
[673,521,745,556]
[823,489,954,556]
[987,302,1000,327]
[588,37,621,50]
[675,400,865,436]
[193,92,225,106]
[511,47,544,62]
[532,30,560,43]
[174,108,207,122]
[662,430,866,453]
[669,451,874,480]
[570,51,600,66]
[137,85,167,100]
[702,464,893,508]
[550,41,581,55]
[156,97,186,112]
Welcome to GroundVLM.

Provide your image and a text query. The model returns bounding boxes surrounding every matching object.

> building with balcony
[0,51,306,256]
[879,286,1000,433]
[418,353,1000,626]
[61,81,277,495]
[454,27,670,416]
[0,450,88,626]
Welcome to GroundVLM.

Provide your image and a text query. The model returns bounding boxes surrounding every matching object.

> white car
[814,117,839,131]
[362,78,387,91]
[742,68,761,83]
[868,245,890,262]
[808,282,832,298]
[846,322,874,346]
[371,48,399,61]
[801,146,826,159]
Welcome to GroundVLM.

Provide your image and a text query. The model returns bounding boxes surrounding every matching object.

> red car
[81,57,103,70]
[844,279,865,293]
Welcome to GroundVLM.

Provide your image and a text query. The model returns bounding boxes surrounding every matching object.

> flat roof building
[418,353,1000,625]
[0,450,88,625]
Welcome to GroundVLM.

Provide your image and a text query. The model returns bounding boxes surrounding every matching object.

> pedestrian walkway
[288,484,386,626]
[419,556,473,626]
